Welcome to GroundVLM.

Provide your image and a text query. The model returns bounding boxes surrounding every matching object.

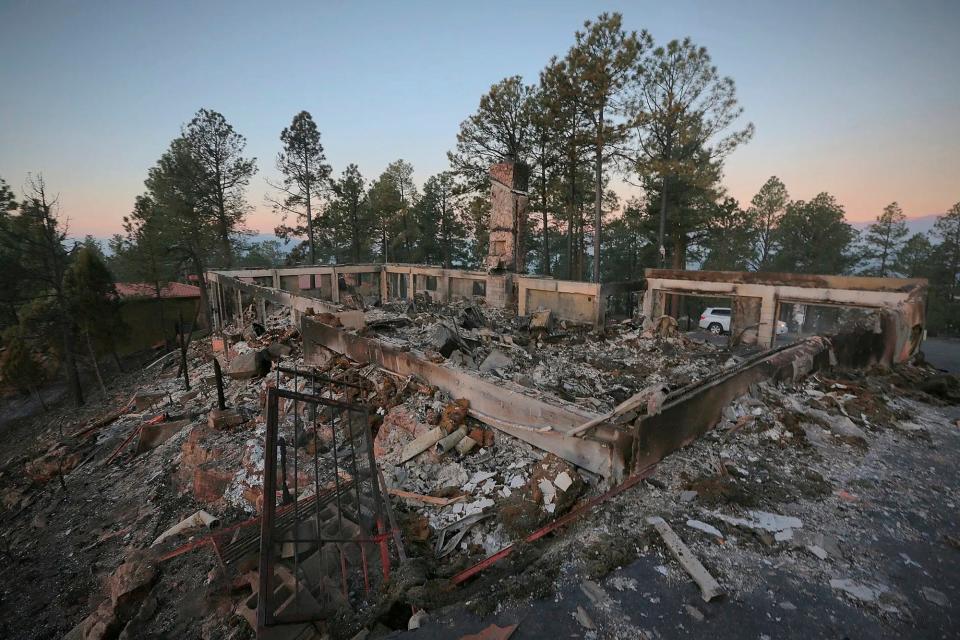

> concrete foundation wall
[210,264,610,328]
[517,277,602,326]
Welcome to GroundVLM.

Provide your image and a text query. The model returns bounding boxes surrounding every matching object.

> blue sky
[1,0,957,236]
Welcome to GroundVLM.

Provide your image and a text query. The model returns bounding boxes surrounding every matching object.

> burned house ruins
[3,163,957,640]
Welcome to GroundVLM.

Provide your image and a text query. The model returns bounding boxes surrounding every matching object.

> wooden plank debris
[387,488,467,507]
[647,516,723,602]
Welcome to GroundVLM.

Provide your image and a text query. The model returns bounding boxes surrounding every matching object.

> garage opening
[775,301,883,346]
[656,292,736,348]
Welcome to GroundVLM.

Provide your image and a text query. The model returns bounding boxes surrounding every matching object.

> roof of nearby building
[115,282,201,299]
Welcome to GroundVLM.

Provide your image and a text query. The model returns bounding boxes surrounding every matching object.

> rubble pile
[2,295,958,639]
[365,299,724,412]
[447,360,959,637]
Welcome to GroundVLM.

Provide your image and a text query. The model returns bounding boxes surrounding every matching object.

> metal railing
[256,367,399,630]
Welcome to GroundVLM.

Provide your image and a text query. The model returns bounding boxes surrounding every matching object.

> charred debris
[1,269,958,640]
[0,157,954,640]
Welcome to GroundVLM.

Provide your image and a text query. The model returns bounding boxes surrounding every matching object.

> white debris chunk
[712,510,802,533]
[921,587,949,607]
[774,528,794,543]
[463,497,494,516]
[607,576,638,592]
[830,578,888,602]
[554,471,573,492]
[807,544,828,560]
[686,519,724,539]
[539,479,556,505]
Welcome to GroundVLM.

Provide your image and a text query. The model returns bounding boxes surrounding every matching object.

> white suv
[699,307,731,334]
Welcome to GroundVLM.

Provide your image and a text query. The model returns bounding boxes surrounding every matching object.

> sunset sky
[1,0,957,238]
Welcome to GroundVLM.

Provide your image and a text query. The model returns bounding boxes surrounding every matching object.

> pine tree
[932,202,960,295]
[182,109,257,268]
[448,77,534,191]
[1,326,47,409]
[327,164,369,263]
[540,57,592,280]
[748,176,789,270]
[895,233,933,278]
[416,173,466,268]
[567,12,649,282]
[628,37,754,269]
[368,161,418,262]
[0,175,84,406]
[770,193,857,274]
[0,177,23,329]
[270,111,331,265]
[702,198,757,271]
[861,202,908,277]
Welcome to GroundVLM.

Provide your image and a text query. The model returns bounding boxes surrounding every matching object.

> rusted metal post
[178,312,190,391]
[257,387,279,630]
[213,358,226,410]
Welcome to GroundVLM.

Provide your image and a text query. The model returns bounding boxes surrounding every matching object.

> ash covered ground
[1,302,958,640]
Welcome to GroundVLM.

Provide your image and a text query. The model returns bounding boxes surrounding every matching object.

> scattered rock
[479,349,513,373]
[684,603,705,621]
[830,578,887,602]
[921,587,949,607]
[225,350,271,379]
[806,544,828,560]
[686,519,723,539]
[574,605,596,630]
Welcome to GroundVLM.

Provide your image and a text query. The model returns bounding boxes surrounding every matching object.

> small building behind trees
[114,282,204,354]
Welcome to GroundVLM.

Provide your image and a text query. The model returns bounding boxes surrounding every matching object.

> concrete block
[208,408,243,430]
[136,419,192,453]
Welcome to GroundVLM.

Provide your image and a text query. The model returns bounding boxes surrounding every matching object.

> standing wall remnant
[486,162,530,273]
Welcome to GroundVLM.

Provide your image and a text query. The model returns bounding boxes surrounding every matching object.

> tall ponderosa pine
[895,233,934,278]
[327,164,368,263]
[368,161,418,262]
[270,111,331,264]
[567,12,649,282]
[0,177,23,328]
[748,176,789,270]
[182,109,257,268]
[629,37,753,269]
[448,77,534,191]
[527,90,561,275]
[140,137,220,327]
[861,202,908,277]
[770,193,857,274]
[540,57,591,279]
[702,198,757,271]
[416,173,465,268]
[932,202,960,294]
